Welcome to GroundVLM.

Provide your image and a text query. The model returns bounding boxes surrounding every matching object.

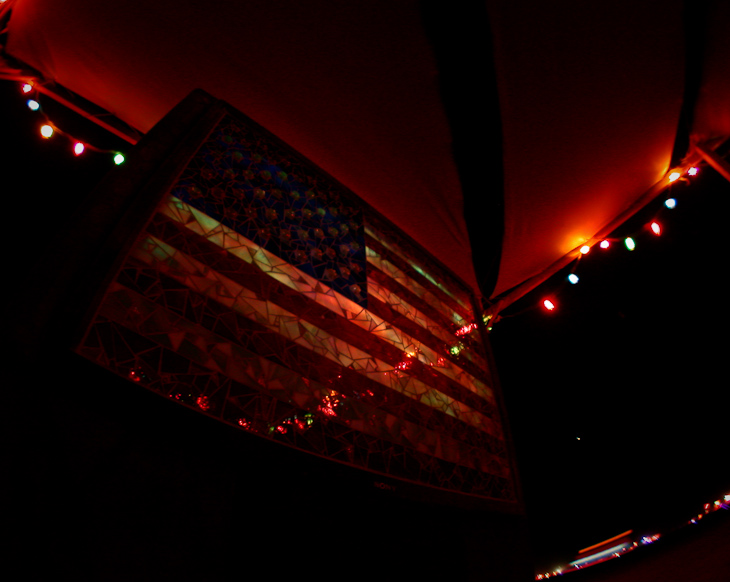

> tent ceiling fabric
[5,0,729,303]
[689,2,730,143]
[486,1,686,298]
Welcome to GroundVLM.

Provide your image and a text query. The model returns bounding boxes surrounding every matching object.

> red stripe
[145,212,500,423]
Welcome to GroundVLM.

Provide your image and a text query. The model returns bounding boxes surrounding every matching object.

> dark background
[491,152,729,571]
[3,80,728,577]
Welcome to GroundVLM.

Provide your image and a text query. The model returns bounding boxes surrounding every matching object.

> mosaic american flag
[75,111,517,502]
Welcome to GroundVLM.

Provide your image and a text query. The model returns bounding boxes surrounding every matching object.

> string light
[498,161,707,317]
[531,156,704,315]
[455,322,477,336]
[18,82,127,165]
